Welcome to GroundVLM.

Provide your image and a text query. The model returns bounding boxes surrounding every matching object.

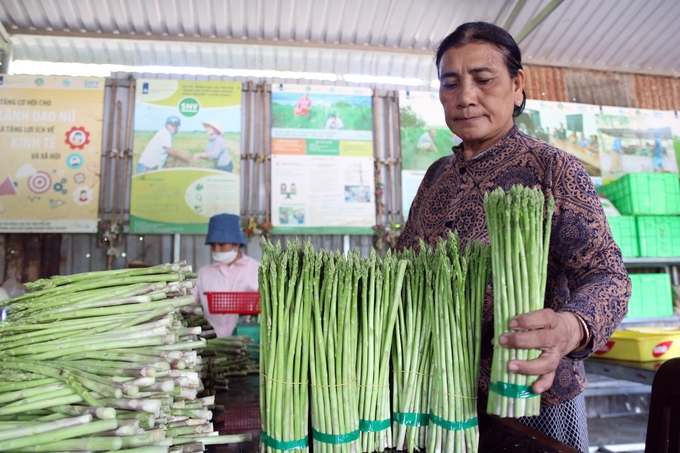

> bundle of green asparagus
[259,240,312,453]
[358,250,407,453]
[308,249,361,453]
[0,262,250,452]
[484,185,555,418]
[427,234,490,453]
[392,246,433,453]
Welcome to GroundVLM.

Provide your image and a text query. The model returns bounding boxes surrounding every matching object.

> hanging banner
[130,80,242,234]
[519,100,680,185]
[270,84,375,234]
[0,75,104,233]
[399,90,460,218]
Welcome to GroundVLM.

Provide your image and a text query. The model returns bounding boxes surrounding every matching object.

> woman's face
[205,126,216,136]
[438,42,524,156]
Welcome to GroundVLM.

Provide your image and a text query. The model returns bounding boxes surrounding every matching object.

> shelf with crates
[599,173,680,322]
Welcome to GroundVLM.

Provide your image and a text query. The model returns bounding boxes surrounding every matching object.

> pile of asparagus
[0,262,250,452]
[201,336,258,394]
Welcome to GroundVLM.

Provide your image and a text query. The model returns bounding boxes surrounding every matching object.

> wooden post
[118,79,135,244]
[263,85,271,229]
[373,90,382,224]
[243,81,252,220]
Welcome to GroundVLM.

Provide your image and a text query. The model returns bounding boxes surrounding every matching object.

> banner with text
[130,80,242,234]
[270,84,375,234]
[0,75,104,233]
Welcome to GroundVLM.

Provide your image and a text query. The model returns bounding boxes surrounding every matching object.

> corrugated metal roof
[1,0,680,78]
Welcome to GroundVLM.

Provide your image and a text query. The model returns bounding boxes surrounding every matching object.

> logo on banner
[142,82,149,94]
[34,78,44,87]
[64,126,91,150]
[84,80,99,89]
[178,97,200,117]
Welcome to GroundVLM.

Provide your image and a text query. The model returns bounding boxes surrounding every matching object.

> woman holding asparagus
[395,22,631,452]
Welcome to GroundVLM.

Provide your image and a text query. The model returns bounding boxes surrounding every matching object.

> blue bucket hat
[205,214,247,245]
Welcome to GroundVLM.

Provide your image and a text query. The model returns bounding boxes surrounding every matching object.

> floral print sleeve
[545,152,631,356]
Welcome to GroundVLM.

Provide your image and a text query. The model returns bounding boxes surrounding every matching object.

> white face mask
[212,250,238,264]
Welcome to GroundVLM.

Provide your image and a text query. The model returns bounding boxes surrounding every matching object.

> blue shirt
[612,137,622,154]
[653,138,663,157]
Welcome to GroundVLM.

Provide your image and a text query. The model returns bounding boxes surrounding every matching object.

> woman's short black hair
[435,21,526,117]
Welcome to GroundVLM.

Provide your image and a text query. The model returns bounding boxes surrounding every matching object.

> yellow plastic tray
[593,327,680,362]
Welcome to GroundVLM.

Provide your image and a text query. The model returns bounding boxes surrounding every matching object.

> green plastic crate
[636,216,680,257]
[599,173,680,215]
[606,216,639,258]
[234,323,260,345]
[627,273,673,319]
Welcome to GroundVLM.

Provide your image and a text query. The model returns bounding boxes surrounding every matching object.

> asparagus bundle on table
[392,246,433,453]
[0,262,251,451]
[484,185,555,418]
[357,250,407,453]
[309,249,361,453]
[427,234,490,453]
[259,239,312,453]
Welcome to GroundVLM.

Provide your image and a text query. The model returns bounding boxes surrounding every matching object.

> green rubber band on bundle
[429,412,478,431]
[490,381,540,399]
[261,431,309,451]
[311,427,360,445]
[392,412,430,427]
[359,418,390,432]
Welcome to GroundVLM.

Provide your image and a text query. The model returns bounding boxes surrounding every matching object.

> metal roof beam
[8,29,433,57]
[514,0,564,44]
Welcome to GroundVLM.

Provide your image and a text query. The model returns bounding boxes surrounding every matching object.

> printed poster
[519,100,680,186]
[399,90,460,218]
[0,75,104,233]
[130,80,242,234]
[271,84,375,234]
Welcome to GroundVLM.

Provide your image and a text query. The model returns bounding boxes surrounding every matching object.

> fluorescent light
[343,74,424,86]
[10,60,431,87]
[10,60,340,82]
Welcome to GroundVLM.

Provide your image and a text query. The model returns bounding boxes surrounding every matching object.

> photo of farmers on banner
[518,99,680,185]
[130,80,242,234]
[270,84,375,234]
[0,75,104,233]
[399,90,460,218]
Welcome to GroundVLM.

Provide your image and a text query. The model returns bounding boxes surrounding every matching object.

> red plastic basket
[205,292,261,315]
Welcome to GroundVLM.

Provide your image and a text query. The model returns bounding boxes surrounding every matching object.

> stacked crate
[599,173,680,319]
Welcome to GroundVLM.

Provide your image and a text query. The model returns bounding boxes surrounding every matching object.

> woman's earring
[516,100,522,106]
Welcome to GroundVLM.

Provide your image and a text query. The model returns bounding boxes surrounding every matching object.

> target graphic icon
[27,171,52,194]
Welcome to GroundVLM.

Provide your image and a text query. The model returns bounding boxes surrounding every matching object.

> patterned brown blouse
[395,125,631,406]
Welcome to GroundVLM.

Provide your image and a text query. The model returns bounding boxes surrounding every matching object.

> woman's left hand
[498,309,584,394]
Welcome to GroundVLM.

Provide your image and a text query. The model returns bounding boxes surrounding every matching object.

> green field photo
[272,102,372,130]
[132,131,241,174]
[400,106,456,171]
